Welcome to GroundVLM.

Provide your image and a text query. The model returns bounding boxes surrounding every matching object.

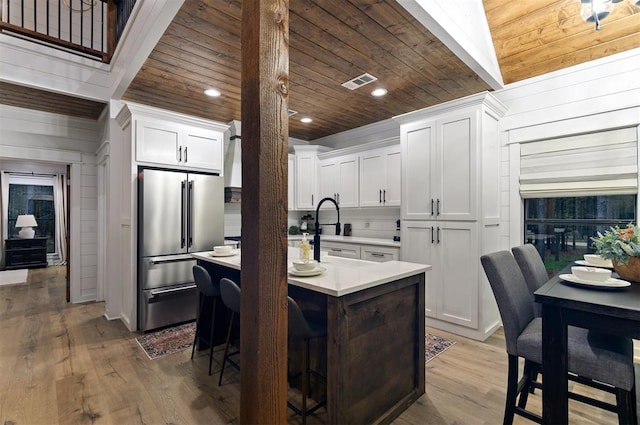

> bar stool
[218,278,241,386]
[190,265,220,376]
[287,296,327,425]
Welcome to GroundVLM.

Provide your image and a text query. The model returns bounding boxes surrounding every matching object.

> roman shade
[519,127,638,198]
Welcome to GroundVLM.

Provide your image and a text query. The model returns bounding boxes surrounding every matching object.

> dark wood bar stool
[190,265,220,376]
[218,278,241,386]
[287,296,327,425]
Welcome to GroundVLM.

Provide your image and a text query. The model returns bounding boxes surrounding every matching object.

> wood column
[240,0,289,424]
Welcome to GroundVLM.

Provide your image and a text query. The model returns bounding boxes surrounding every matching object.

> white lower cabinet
[321,241,361,259]
[401,220,478,329]
[361,245,399,262]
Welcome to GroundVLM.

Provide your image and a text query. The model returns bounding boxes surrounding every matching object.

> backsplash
[225,204,400,242]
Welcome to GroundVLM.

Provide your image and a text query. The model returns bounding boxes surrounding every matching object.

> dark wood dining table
[534,264,640,424]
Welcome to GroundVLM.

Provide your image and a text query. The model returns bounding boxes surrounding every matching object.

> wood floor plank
[0,266,636,425]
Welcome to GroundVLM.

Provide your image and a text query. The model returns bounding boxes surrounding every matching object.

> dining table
[534,263,640,424]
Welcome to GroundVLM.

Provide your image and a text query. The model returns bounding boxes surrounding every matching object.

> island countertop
[191,247,430,297]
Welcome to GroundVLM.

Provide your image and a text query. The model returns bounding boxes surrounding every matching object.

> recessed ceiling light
[204,88,221,97]
[300,117,312,123]
[371,88,388,97]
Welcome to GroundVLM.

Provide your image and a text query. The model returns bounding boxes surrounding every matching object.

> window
[7,176,56,253]
[524,195,636,274]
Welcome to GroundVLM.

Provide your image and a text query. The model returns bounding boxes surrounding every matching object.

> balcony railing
[0,0,136,63]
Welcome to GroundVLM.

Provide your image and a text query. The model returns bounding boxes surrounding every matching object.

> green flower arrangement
[591,223,640,265]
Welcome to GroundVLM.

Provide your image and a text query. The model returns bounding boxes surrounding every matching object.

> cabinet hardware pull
[379,189,382,203]
[184,146,188,163]
[431,227,434,244]
[383,189,386,203]
[311,194,314,205]
[337,193,340,204]
[437,227,440,244]
[331,248,342,252]
[178,146,182,162]
[431,199,434,215]
[436,198,440,216]
[371,253,385,257]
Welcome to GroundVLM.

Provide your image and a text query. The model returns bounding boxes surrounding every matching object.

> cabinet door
[288,154,295,211]
[336,156,359,208]
[318,160,338,206]
[383,146,401,206]
[322,241,361,259]
[435,221,478,328]
[361,245,399,262]
[401,221,437,318]
[136,119,180,165]
[295,153,317,210]
[359,150,385,207]
[183,127,223,172]
[436,112,477,221]
[401,120,435,219]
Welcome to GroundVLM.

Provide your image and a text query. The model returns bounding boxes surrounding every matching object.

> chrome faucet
[313,197,341,262]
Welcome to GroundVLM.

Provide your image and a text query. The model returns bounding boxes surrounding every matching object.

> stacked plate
[288,264,327,277]
[561,263,629,289]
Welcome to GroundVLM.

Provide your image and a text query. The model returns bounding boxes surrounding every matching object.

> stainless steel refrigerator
[138,168,224,331]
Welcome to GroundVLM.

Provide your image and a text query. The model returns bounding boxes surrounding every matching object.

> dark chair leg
[301,338,309,425]
[191,295,205,360]
[218,312,235,386]
[208,297,217,376]
[615,388,637,425]
[504,355,518,425]
[518,361,534,409]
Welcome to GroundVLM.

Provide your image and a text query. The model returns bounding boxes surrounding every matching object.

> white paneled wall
[0,104,101,303]
[494,48,640,250]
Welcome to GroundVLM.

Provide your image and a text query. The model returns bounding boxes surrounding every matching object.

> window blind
[519,127,638,198]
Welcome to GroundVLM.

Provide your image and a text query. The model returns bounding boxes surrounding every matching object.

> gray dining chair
[511,244,549,317]
[190,265,220,376]
[481,251,636,425]
[218,278,241,386]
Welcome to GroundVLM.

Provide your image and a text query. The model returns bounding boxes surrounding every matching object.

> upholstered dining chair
[511,244,549,317]
[481,251,636,425]
[218,278,241,386]
[287,296,327,425]
[190,265,220,376]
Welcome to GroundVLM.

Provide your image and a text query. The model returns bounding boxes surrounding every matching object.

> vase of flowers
[591,223,640,282]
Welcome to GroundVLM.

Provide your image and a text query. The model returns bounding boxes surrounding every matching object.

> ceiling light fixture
[579,0,639,30]
[204,89,221,97]
[63,0,97,12]
[300,117,312,123]
[371,88,388,97]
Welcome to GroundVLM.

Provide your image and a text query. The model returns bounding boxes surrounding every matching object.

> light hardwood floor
[0,266,637,424]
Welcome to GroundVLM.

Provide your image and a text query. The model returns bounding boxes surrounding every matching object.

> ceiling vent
[341,73,378,90]
[288,109,298,117]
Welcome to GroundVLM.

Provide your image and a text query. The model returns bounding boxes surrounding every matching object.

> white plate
[574,259,613,269]
[209,249,238,257]
[288,265,327,277]
[559,274,630,288]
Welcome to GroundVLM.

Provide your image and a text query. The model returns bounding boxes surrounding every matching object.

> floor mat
[136,322,196,360]
[426,333,456,363]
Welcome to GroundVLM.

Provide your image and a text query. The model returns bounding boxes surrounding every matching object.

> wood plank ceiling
[2,0,640,140]
[122,0,490,141]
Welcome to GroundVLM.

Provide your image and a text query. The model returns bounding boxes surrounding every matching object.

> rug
[136,322,196,360]
[0,269,28,287]
[426,333,456,363]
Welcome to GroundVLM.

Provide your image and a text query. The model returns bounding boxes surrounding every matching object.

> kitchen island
[192,247,430,425]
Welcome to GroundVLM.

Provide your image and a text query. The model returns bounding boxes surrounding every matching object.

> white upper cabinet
[294,145,331,210]
[401,111,477,221]
[359,145,401,207]
[288,154,295,211]
[318,155,359,208]
[132,105,226,173]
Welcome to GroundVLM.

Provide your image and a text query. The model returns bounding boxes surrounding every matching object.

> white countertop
[191,247,430,297]
[287,234,401,248]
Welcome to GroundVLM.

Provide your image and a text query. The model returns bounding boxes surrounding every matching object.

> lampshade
[15,214,38,239]
[15,214,38,228]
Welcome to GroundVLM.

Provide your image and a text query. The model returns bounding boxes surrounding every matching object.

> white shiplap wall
[0,104,101,303]
[493,47,640,250]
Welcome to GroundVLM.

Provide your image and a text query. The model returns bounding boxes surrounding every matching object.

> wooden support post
[240,0,289,424]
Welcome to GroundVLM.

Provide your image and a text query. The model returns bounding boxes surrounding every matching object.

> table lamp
[15,214,38,239]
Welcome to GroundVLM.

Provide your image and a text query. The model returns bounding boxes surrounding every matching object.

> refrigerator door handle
[150,284,197,296]
[188,180,194,247]
[181,180,186,248]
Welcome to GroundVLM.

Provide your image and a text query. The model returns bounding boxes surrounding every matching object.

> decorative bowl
[571,266,611,282]
[213,245,232,254]
[583,254,610,267]
[292,259,318,271]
